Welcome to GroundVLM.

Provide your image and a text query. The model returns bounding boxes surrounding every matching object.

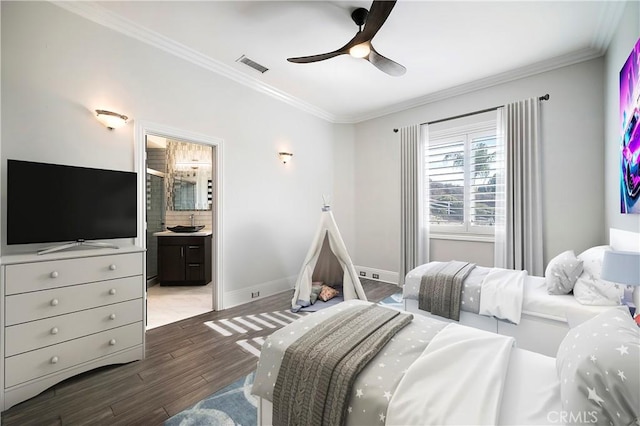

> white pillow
[573,245,624,306]
[545,250,583,294]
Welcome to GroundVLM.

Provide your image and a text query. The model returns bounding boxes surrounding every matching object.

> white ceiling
[60,1,624,123]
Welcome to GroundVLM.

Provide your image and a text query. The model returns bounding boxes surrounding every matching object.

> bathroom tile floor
[146,282,214,329]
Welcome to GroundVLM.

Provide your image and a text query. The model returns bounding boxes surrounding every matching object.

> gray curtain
[494,98,544,276]
[399,124,428,285]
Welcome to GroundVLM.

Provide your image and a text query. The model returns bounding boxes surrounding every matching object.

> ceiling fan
[287,0,406,77]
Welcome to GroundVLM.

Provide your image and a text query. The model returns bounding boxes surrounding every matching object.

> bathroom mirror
[170,168,212,211]
[165,139,213,211]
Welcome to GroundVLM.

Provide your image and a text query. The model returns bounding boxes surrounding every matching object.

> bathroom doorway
[136,124,222,330]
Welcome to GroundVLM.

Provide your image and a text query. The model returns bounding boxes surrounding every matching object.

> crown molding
[52,1,623,125]
[51,1,338,123]
[339,47,604,123]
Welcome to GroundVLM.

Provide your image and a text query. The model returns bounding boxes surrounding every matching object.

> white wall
[604,1,640,236]
[0,2,337,307]
[349,58,605,277]
[429,238,494,267]
[331,124,356,254]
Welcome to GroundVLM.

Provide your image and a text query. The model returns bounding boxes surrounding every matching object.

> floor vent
[236,55,269,74]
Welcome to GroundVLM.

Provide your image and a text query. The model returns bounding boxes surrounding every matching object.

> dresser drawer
[5,252,143,295]
[5,322,143,388]
[5,299,143,357]
[5,276,143,326]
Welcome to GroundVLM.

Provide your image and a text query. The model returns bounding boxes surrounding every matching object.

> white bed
[402,228,640,357]
[403,269,612,356]
[252,299,639,426]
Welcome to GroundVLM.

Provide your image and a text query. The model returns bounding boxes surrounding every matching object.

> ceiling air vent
[236,55,269,74]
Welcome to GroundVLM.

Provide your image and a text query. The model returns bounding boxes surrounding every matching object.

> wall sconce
[278,152,293,164]
[95,110,128,130]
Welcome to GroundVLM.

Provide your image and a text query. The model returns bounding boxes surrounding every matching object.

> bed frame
[403,300,572,356]
[258,399,273,426]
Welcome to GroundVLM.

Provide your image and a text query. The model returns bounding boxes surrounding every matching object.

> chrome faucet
[190,214,195,226]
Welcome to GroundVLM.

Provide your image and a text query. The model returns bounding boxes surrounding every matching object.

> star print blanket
[272,304,413,426]
[252,300,517,426]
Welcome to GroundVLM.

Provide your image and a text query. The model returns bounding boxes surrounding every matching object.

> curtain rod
[393,93,550,133]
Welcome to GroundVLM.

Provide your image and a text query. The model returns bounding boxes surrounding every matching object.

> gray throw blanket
[272,304,413,426]
[419,260,476,321]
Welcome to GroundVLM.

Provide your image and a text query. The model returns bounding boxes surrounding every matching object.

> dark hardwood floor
[1,279,399,425]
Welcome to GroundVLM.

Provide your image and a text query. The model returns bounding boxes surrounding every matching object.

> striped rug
[204,310,308,358]
[208,295,403,359]
[204,310,307,336]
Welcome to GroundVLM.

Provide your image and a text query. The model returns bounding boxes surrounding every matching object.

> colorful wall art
[620,37,640,214]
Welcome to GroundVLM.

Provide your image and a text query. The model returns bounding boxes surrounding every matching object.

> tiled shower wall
[147,148,165,173]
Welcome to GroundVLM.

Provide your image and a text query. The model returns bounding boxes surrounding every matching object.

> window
[426,122,500,236]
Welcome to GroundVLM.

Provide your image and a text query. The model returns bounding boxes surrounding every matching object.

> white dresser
[0,246,145,411]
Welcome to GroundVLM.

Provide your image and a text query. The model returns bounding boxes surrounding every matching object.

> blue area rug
[165,372,256,426]
[379,292,404,310]
[166,293,403,425]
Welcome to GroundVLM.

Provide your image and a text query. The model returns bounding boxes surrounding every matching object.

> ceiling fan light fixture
[287,1,405,76]
[349,43,371,59]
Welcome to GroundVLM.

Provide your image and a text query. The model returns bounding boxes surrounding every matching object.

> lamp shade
[601,250,640,286]
[95,110,128,130]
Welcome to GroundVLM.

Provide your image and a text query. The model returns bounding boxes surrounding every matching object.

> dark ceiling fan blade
[287,30,364,63]
[366,45,406,76]
[360,0,397,41]
[287,49,345,63]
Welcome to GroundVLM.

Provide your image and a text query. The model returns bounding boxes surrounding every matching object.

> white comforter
[479,268,526,324]
[386,323,515,425]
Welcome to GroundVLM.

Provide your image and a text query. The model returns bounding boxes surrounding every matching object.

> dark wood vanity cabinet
[158,235,212,285]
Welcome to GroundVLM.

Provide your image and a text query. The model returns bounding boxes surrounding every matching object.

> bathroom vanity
[155,231,212,286]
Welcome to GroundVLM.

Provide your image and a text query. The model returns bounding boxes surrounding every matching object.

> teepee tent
[291,205,367,309]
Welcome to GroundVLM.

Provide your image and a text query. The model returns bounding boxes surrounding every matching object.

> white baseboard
[354,266,400,286]
[223,267,400,310]
[223,275,295,309]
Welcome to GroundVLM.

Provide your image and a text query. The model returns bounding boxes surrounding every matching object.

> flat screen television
[7,160,137,246]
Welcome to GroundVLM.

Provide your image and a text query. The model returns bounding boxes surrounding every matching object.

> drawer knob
[109,288,117,295]
[50,299,59,307]
[50,271,59,278]
[109,264,117,271]
[50,356,59,364]
[50,327,59,335]
[109,313,117,320]
[109,339,117,346]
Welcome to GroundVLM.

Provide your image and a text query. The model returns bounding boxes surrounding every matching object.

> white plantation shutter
[427,124,500,235]
[428,139,465,226]
[469,134,499,229]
